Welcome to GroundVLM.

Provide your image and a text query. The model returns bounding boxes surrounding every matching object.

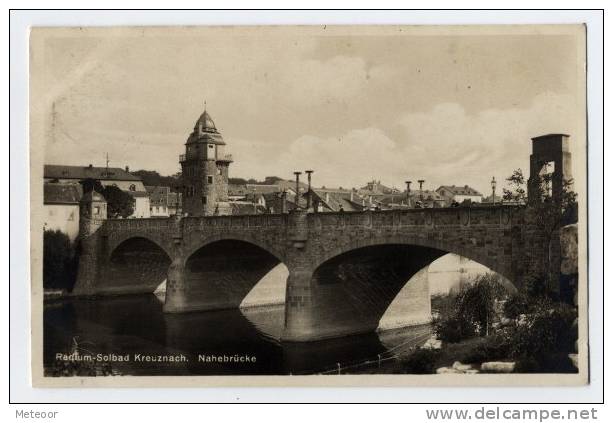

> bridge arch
[100,236,173,295]
[282,234,516,341]
[183,234,288,267]
[174,237,288,312]
[311,234,515,285]
[106,232,175,262]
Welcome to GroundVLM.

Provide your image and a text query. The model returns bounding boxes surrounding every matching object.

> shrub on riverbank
[402,348,441,374]
[428,271,578,373]
[508,299,577,373]
[434,273,507,343]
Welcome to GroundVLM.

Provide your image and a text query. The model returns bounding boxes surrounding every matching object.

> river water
[44,294,432,376]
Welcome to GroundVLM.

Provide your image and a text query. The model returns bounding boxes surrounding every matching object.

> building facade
[436,185,483,206]
[43,183,81,241]
[146,185,178,217]
[180,109,233,216]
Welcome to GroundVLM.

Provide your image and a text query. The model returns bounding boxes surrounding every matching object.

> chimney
[325,192,330,203]
[88,164,93,168]
[305,170,314,210]
[350,190,354,202]
[281,190,288,214]
[125,165,130,173]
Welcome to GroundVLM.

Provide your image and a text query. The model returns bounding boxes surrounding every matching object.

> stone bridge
[71,133,574,342]
[73,205,551,341]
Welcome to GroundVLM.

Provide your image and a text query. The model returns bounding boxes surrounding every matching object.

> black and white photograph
[28,24,588,386]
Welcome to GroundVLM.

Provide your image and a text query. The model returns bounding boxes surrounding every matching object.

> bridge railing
[181,213,289,230]
[308,204,524,228]
[103,217,174,232]
[100,205,524,232]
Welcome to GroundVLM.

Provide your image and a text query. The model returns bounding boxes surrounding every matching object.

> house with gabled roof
[435,184,483,206]
[43,183,82,240]
[44,164,146,192]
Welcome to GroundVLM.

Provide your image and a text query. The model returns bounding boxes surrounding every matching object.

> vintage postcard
[29,25,588,387]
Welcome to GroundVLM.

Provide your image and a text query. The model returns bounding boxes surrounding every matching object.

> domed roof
[194,110,217,132]
[81,190,106,203]
[187,108,226,145]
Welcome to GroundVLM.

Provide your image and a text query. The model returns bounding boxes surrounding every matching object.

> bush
[458,333,512,364]
[43,229,78,291]
[434,313,476,343]
[510,300,576,357]
[434,273,508,342]
[514,353,576,373]
[509,300,577,372]
[402,348,441,374]
[503,292,530,320]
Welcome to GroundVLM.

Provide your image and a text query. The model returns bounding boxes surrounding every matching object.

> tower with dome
[180,106,233,216]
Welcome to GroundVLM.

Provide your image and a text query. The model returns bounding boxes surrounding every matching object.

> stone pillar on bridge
[526,133,575,297]
[162,215,188,313]
[528,134,573,204]
[282,208,316,340]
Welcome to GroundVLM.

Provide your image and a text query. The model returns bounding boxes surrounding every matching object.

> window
[202,196,207,205]
[208,144,214,149]
[94,206,100,214]
[217,168,222,176]
[129,184,136,191]
[207,176,213,184]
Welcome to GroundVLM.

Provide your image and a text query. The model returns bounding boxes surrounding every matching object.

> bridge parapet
[102,217,174,233]
[181,213,289,231]
[308,205,525,230]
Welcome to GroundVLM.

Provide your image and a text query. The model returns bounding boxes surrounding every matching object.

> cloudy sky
[32,26,585,195]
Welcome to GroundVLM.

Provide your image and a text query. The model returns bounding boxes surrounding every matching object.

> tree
[509,299,577,372]
[434,274,507,342]
[229,177,248,185]
[131,170,182,191]
[79,179,135,218]
[502,169,527,203]
[79,178,104,195]
[43,229,78,291]
[102,185,134,218]
[502,167,578,296]
[456,274,506,336]
[263,176,284,185]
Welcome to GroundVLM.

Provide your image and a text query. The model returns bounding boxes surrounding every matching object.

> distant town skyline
[33,26,585,196]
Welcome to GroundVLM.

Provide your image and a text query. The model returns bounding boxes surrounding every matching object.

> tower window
[208,144,214,149]
[202,197,207,205]
[207,176,213,184]
[217,168,222,176]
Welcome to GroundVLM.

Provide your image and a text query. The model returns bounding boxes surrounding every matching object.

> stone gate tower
[528,133,573,204]
[180,108,233,216]
[78,190,107,238]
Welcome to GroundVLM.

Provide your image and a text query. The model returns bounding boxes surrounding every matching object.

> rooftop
[43,183,81,205]
[187,110,226,145]
[437,185,483,197]
[44,164,141,182]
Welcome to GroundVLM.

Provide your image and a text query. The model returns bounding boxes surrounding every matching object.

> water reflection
[44,294,431,376]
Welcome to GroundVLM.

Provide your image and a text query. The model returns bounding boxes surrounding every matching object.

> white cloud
[394,92,581,194]
[231,127,406,189]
